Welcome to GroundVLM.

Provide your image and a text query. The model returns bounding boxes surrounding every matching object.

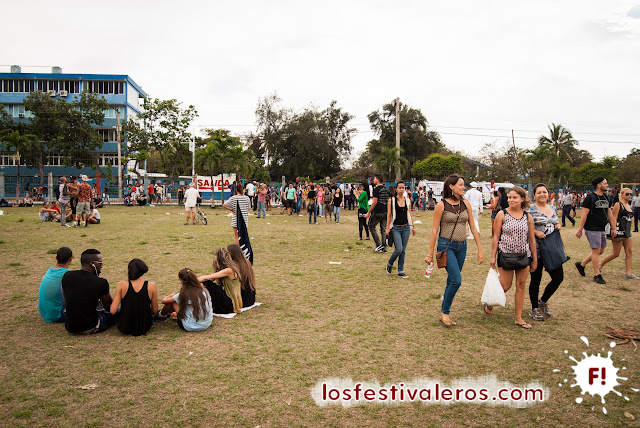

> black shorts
[70,198,78,214]
[286,199,295,209]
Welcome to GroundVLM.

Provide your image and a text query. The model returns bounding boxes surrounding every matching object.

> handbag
[497,251,530,271]
[539,229,569,271]
[436,203,462,268]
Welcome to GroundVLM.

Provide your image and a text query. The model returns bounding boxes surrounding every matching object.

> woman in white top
[223,183,251,245]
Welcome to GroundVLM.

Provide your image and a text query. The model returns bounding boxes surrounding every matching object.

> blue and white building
[0,65,146,197]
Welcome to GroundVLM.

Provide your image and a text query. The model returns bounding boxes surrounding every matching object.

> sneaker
[575,262,586,277]
[386,264,392,274]
[624,273,640,279]
[593,274,606,284]
[397,272,409,279]
[61,224,71,227]
[529,308,545,321]
[381,248,387,253]
[374,245,383,253]
[153,311,168,321]
[539,301,552,317]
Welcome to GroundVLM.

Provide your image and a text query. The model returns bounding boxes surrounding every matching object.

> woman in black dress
[110,259,158,336]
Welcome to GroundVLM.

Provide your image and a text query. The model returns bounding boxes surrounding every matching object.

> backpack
[54,183,67,200]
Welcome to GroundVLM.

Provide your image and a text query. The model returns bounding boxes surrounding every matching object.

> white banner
[195,174,236,192]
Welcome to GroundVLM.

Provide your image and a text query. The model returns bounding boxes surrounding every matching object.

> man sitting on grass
[62,249,118,334]
[38,202,59,222]
[38,247,73,323]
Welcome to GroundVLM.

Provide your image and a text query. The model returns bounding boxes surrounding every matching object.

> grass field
[0,205,638,427]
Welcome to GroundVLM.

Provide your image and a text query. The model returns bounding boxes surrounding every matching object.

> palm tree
[225,146,254,186]
[196,141,223,206]
[524,143,552,182]
[375,147,408,181]
[539,123,578,164]
[548,161,572,188]
[1,130,38,199]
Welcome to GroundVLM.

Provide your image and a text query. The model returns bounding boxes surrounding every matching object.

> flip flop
[515,322,532,329]
[483,304,493,315]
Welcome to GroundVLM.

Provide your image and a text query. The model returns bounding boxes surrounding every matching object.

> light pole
[115,108,122,201]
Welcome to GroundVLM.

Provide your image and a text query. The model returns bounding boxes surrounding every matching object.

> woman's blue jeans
[334,206,342,222]
[296,198,302,214]
[437,236,467,315]
[388,225,411,273]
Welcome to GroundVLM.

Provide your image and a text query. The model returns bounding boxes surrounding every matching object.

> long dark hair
[442,174,464,201]
[227,244,256,291]
[498,187,509,209]
[128,258,148,281]
[177,268,208,322]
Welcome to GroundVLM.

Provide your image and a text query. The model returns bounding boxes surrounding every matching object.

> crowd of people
[38,245,257,335]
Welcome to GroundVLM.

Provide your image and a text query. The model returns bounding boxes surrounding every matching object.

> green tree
[24,90,108,180]
[375,147,408,181]
[364,101,442,170]
[539,123,579,165]
[0,130,39,198]
[548,161,572,187]
[254,94,355,180]
[618,149,640,183]
[195,129,238,205]
[412,154,463,179]
[523,143,552,182]
[122,98,198,179]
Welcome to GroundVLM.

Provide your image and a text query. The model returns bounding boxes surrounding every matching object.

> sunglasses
[623,193,632,196]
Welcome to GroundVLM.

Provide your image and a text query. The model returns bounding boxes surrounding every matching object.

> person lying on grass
[161,268,213,332]
[198,247,244,314]
[227,244,256,307]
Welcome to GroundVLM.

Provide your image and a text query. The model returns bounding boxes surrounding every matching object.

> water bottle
[425,262,434,278]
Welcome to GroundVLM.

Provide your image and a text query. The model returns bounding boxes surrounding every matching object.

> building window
[36,80,80,94]
[2,104,33,118]
[96,129,117,143]
[46,154,63,166]
[84,80,124,95]
[0,154,21,166]
[99,153,119,166]
[104,106,125,118]
[1,79,36,93]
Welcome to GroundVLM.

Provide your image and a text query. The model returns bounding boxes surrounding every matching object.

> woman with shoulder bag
[385,181,416,278]
[528,183,565,321]
[599,187,638,279]
[425,174,484,327]
[488,186,538,329]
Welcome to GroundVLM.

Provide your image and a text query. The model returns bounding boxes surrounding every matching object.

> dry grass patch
[0,206,637,427]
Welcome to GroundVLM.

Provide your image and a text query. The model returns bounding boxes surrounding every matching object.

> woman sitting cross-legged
[227,244,257,307]
[161,268,213,332]
[110,258,158,336]
[198,247,244,314]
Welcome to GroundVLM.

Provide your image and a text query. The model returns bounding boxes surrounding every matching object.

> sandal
[515,322,532,329]
[483,304,493,315]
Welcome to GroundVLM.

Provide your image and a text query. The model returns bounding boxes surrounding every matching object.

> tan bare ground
[0,206,637,427]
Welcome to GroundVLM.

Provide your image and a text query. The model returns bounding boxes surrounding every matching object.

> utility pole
[116,108,123,201]
[395,97,401,182]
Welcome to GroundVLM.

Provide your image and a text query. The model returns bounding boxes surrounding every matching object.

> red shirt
[78,182,92,202]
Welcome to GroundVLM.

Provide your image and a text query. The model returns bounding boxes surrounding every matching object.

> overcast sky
[4,0,640,164]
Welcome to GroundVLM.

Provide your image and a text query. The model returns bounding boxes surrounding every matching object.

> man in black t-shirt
[365,174,390,253]
[575,177,617,284]
[62,249,118,334]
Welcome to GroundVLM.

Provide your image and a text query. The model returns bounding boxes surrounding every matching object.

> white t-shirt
[464,188,484,212]
[184,187,200,207]
[246,183,255,197]
[91,209,100,220]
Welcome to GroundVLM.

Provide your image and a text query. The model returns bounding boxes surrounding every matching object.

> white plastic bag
[481,268,506,307]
